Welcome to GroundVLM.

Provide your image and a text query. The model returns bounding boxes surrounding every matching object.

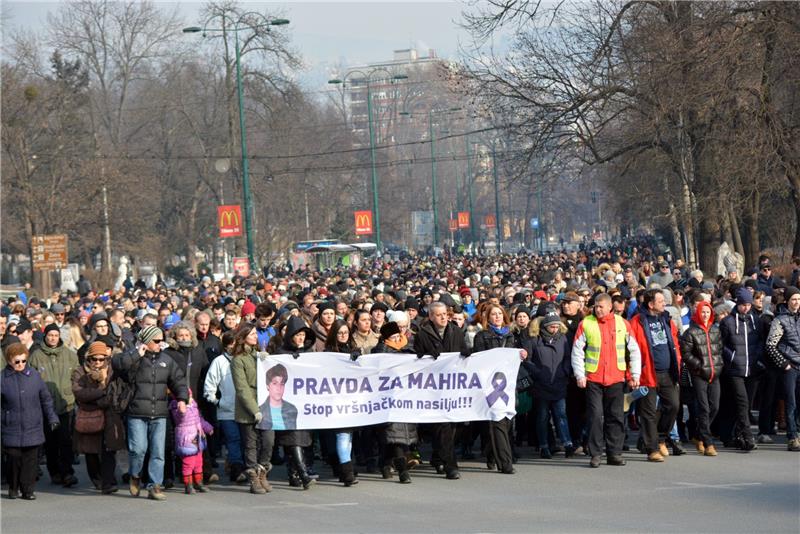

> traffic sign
[530,217,539,229]
[32,234,68,271]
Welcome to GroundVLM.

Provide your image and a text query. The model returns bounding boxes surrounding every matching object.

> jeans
[336,431,353,464]
[218,419,243,466]
[534,398,573,449]
[783,367,800,439]
[128,417,167,488]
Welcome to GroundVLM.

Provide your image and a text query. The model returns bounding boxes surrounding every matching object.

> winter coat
[198,332,223,364]
[413,319,466,357]
[765,308,800,369]
[111,348,188,419]
[720,311,763,377]
[204,352,236,420]
[170,398,213,457]
[378,344,418,445]
[1,365,58,447]
[522,328,572,400]
[164,343,207,400]
[231,347,261,425]
[272,316,314,447]
[29,341,79,415]
[311,320,331,353]
[680,303,724,383]
[628,310,682,386]
[472,327,517,353]
[352,329,380,353]
[71,365,127,453]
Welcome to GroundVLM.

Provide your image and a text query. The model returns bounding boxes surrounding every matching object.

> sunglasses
[761,268,771,272]
[88,357,107,363]
[12,359,26,365]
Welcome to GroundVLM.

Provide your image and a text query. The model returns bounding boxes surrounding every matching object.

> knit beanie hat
[43,323,61,338]
[541,311,562,329]
[735,289,753,306]
[86,341,108,358]
[785,286,800,301]
[137,325,162,344]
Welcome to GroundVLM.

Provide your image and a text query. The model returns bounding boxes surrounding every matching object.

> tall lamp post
[183,15,289,271]
[329,70,407,252]
[400,107,461,248]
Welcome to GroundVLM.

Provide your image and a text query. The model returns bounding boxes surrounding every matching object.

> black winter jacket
[112,348,188,419]
[766,309,800,369]
[413,320,466,357]
[680,323,724,383]
[272,316,314,447]
[378,344,418,446]
[472,328,517,353]
[164,344,207,398]
[720,312,763,378]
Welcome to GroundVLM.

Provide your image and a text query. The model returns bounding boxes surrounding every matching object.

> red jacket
[628,311,682,387]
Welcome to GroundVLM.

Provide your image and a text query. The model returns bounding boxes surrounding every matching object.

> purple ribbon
[486,372,509,407]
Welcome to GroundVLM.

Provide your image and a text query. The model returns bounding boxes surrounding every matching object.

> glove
[254,412,263,424]
[416,352,425,359]
[350,349,361,362]
[292,352,300,360]
[257,351,269,362]
[49,422,60,432]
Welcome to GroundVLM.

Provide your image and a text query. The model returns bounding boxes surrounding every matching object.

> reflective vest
[583,314,627,373]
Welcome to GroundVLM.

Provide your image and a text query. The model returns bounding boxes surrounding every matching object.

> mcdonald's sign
[485,214,496,228]
[449,219,458,232]
[232,257,250,277]
[354,210,373,235]
[457,211,470,229]
[218,205,243,238]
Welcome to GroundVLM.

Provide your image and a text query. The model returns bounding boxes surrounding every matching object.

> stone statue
[114,256,129,291]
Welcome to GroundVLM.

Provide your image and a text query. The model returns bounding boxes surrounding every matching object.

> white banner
[255,349,519,430]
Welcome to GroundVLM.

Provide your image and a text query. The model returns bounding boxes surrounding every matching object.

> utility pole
[492,141,501,253]
[429,110,439,248]
[465,137,476,245]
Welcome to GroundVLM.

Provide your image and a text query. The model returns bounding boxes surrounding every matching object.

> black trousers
[238,423,275,471]
[721,375,755,442]
[4,445,39,495]
[85,449,117,490]
[44,412,74,479]
[758,368,779,435]
[482,418,513,470]
[585,381,625,457]
[693,378,720,446]
[431,422,458,471]
[638,372,680,452]
[566,382,587,445]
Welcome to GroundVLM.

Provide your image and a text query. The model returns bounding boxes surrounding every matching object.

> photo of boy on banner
[257,364,298,430]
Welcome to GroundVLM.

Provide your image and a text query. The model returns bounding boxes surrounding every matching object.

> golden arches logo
[219,209,240,228]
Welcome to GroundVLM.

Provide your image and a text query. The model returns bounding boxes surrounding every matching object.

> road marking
[655,482,762,491]
[254,501,359,510]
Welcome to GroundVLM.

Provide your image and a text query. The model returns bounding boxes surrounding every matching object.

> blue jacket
[1,365,59,447]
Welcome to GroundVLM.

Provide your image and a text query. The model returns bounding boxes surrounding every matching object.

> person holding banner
[271,316,317,490]
[352,310,379,354]
[472,305,522,474]
[413,301,466,480]
[374,321,418,484]
[323,321,359,487]
[230,325,275,495]
[572,293,641,468]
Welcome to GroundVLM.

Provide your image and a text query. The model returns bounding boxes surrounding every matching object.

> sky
[2,0,478,87]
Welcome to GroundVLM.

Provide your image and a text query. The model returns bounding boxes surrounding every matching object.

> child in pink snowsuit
[170,389,213,494]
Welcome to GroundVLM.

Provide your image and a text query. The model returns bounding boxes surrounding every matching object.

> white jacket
[204,352,236,421]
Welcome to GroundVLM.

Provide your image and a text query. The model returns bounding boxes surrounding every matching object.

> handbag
[75,408,105,434]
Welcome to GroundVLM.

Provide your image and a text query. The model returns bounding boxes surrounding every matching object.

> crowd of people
[2,237,799,501]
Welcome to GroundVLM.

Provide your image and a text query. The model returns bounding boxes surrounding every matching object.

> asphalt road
[2,439,798,533]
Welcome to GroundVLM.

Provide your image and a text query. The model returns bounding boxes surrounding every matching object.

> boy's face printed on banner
[269,376,286,404]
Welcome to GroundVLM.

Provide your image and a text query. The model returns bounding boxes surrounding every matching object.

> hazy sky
[3,0,477,86]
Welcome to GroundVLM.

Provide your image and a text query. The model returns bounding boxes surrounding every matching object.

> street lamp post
[183,15,290,272]
[329,70,407,253]
[491,141,502,253]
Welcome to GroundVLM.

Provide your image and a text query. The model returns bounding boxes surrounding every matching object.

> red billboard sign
[218,205,243,238]
[457,211,470,229]
[449,219,458,232]
[485,214,496,228]
[232,257,250,277]
[354,210,373,235]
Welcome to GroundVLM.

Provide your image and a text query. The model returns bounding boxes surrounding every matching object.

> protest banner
[255,348,519,430]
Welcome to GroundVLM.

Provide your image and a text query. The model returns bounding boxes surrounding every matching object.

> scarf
[385,335,408,351]
[489,324,510,336]
[85,362,109,386]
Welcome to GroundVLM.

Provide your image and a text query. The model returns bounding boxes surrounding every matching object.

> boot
[193,473,208,493]
[776,400,786,431]
[257,464,272,493]
[183,475,194,494]
[340,461,358,487]
[704,444,718,456]
[247,468,266,495]
[393,457,410,484]
[289,447,315,490]
[147,484,166,501]
[129,476,141,497]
